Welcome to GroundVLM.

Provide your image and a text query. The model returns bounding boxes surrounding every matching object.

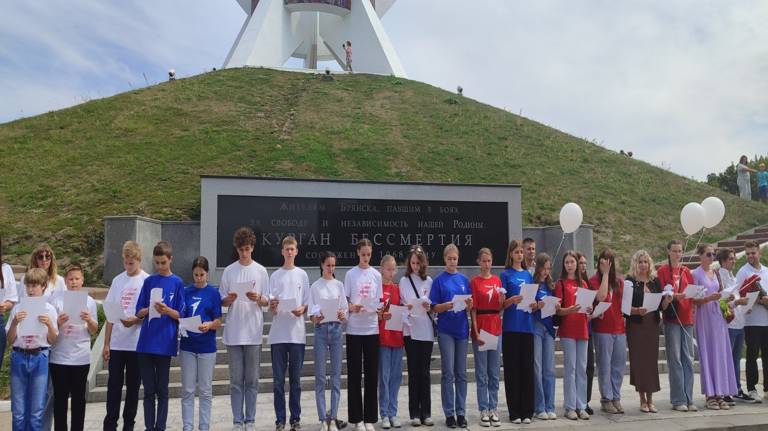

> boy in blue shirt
[757,163,768,203]
[126,241,186,431]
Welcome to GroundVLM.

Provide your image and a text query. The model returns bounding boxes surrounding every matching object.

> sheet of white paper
[179,315,202,333]
[642,292,664,313]
[103,300,126,324]
[519,284,539,313]
[384,305,407,331]
[685,284,703,299]
[540,296,560,319]
[361,297,381,313]
[63,291,88,323]
[232,282,253,302]
[407,297,429,316]
[478,329,498,351]
[575,288,597,314]
[720,288,736,301]
[621,284,634,315]
[452,294,471,312]
[18,297,48,337]
[149,288,163,320]
[277,297,299,313]
[318,298,341,323]
[746,291,760,311]
[591,302,612,318]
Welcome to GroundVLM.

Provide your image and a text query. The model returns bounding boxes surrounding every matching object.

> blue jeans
[314,323,343,421]
[729,328,744,391]
[180,350,216,431]
[138,353,172,431]
[11,349,50,431]
[272,343,305,425]
[593,333,626,401]
[472,336,500,412]
[665,323,694,406]
[561,338,588,411]
[228,345,261,426]
[379,346,404,418]
[437,332,468,417]
[532,321,555,414]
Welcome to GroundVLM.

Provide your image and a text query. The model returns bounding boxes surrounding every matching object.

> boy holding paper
[378,255,404,429]
[103,240,149,431]
[6,268,58,431]
[49,264,98,431]
[125,241,186,431]
[220,227,269,431]
[268,236,310,431]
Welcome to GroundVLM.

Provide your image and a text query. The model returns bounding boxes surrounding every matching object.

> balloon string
[553,232,566,264]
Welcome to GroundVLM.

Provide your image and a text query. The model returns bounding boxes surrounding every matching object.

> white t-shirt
[6,302,58,349]
[398,275,434,341]
[49,291,98,365]
[1,263,19,304]
[220,260,269,346]
[720,268,746,330]
[105,270,149,351]
[735,263,768,327]
[19,274,66,299]
[309,278,349,320]
[344,266,382,336]
[268,267,310,345]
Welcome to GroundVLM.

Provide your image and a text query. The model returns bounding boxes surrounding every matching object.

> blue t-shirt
[758,171,768,187]
[429,271,471,339]
[500,268,534,333]
[534,281,556,338]
[135,274,186,357]
[180,284,222,354]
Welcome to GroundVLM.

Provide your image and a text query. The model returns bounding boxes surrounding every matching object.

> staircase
[677,225,768,269]
[86,308,688,402]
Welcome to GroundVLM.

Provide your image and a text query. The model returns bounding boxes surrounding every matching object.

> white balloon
[559,202,583,234]
[701,196,725,228]
[680,202,706,235]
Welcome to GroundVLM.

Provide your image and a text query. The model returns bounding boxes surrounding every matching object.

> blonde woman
[20,243,66,298]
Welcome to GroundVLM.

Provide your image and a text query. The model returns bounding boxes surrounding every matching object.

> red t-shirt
[657,264,694,326]
[379,283,404,348]
[555,278,589,340]
[470,275,503,337]
[588,274,625,334]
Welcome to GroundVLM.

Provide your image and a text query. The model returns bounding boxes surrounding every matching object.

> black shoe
[335,420,348,429]
[585,405,594,415]
[290,421,301,431]
[457,416,468,428]
[736,390,758,404]
[446,416,457,429]
[723,395,736,406]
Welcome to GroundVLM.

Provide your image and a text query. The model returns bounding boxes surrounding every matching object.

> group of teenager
[3,230,768,431]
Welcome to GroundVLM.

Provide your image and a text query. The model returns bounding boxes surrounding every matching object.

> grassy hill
[1,67,766,280]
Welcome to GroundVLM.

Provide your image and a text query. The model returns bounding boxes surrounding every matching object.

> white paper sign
[591,302,611,318]
[63,291,88,323]
[745,291,760,311]
[232,282,253,302]
[384,305,408,331]
[575,288,597,314]
[452,294,471,312]
[361,297,381,313]
[540,296,560,319]
[519,284,539,313]
[179,315,202,334]
[103,300,126,324]
[18,297,48,337]
[720,287,736,301]
[622,283,634,315]
[478,329,498,351]
[149,288,163,320]
[685,284,703,299]
[318,298,341,323]
[277,297,299,313]
[407,297,430,316]
[642,292,664,313]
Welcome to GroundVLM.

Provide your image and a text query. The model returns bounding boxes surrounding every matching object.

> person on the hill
[737,155,756,200]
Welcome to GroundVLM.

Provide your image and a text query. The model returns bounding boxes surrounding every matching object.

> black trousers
[404,336,433,420]
[502,332,534,420]
[745,326,768,391]
[586,334,595,403]
[138,353,172,431]
[347,334,379,424]
[50,363,89,431]
[103,350,141,431]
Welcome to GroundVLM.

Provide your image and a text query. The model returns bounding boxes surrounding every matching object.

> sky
[2,0,767,180]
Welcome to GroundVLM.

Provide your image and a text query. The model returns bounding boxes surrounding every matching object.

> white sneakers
[381,418,391,429]
[233,425,244,431]
[354,422,366,431]
[320,422,329,431]
[364,423,376,431]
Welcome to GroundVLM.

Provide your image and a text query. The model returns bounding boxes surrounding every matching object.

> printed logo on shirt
[120,287,138,312]
[190,297,202,315]
[358,279,374,298]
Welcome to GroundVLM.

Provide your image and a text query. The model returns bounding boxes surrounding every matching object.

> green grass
[1,68,767,280]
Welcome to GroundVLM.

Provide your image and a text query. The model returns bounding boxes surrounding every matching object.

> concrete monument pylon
[223,0,406,77]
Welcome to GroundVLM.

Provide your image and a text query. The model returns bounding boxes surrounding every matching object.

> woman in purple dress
[692,244,738,410]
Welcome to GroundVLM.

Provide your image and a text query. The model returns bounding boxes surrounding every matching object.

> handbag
[408,275,438,337]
